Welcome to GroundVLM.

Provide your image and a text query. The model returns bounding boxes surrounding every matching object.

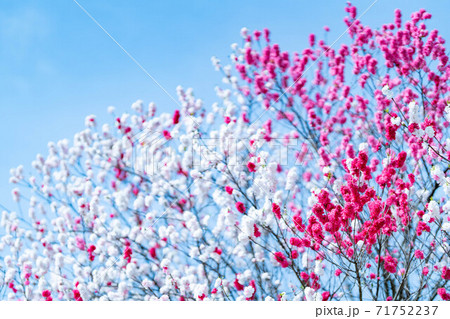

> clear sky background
[1,0,449,210]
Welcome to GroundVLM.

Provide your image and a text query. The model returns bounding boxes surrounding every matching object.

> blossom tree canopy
[1,3,450,301]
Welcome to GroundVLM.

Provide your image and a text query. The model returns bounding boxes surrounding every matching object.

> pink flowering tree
[1,3,450,301]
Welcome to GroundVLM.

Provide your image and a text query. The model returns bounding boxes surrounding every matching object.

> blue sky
[1,0,449,209]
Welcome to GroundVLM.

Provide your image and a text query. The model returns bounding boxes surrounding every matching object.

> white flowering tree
[1,4,450,301]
